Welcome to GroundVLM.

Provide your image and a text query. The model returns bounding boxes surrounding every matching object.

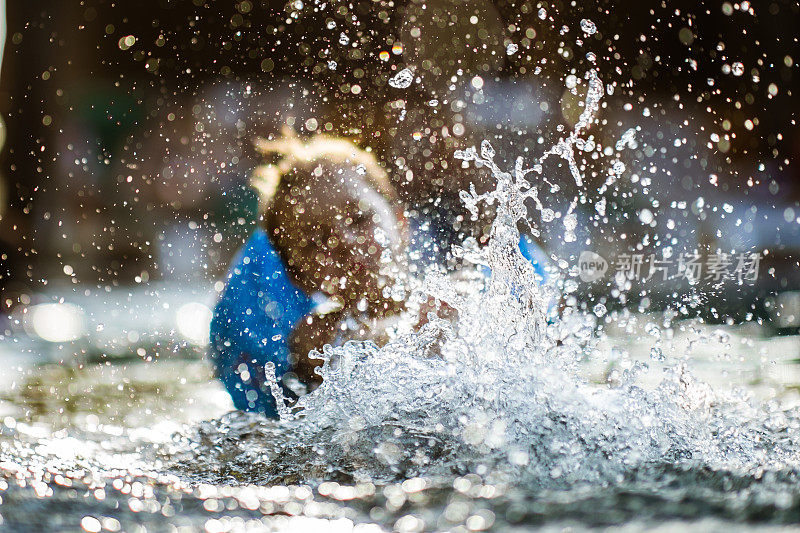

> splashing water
[2,2,799,529]
[1,62,798,530]
[166,70,800,497]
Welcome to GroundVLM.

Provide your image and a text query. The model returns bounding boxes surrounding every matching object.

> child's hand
[415,296,457,328]
[288,310,346,387]
[288,305,403,386]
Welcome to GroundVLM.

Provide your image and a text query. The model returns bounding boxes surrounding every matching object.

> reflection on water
[0,358,229,430]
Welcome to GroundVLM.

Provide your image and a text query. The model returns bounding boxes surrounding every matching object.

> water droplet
[580,19,597,35]
[388,68,414,89]
[565,74,578,89]
[615,128,637,150]
[649,347,665,361]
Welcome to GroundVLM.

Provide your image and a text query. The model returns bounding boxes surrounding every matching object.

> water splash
[166,70,800,493]
[538,69,604,188]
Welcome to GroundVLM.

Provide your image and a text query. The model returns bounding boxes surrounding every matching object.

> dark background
[0,0,798,321]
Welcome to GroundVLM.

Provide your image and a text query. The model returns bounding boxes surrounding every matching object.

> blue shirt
[209,229,314,416]
[519,234,550,282]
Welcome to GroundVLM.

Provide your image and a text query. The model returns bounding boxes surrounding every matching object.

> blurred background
[0,0,798,360]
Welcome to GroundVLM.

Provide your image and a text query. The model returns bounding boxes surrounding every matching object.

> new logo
[579,251,608,282]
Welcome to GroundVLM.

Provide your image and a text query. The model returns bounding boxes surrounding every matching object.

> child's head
[253,132,407,308]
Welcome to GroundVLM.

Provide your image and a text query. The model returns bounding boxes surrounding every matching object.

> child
[210,132,552,418]
[209,133,408,416]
